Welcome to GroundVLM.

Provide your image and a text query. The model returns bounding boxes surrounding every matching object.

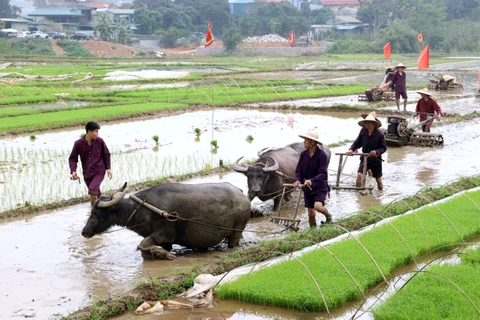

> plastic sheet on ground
[104,70,190,81]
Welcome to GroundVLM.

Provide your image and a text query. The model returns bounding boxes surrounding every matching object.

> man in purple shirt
[391,63,407,111]
[293,131,332,227]
[69,121,112,206]
[415,88,442,132]
[347,113,386,190]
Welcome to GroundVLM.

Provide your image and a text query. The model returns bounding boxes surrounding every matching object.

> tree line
[131,0,479,53]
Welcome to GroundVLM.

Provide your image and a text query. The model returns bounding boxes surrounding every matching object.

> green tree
[162,7,192,30]
[380,20,418,53]
[161,27,189,48]
[134,8,163,35]
[133,0,172,10]
[357,0,395,39]
[233,16,256,37]
[311,7,335,24]
[0,0,20,18]
[446,0,479,20]
[300,0,311,18]
[113,18,129,44]
[407,3,447,51]
[222,27,243,53]
[255,2,309,37]
[94,13,113,41]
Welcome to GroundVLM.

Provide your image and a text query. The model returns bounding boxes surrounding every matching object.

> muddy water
[2,108,480,319]
[0,109,381,211]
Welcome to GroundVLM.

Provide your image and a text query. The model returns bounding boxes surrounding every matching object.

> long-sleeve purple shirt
[295,147,329,193]
[69,137,111,178]
[349,128,387,159]
[415,97,442,122]
[391,71,407,93]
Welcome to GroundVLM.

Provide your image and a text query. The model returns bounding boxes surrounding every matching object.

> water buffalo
[232,142,331,211]
[82,182,251,260]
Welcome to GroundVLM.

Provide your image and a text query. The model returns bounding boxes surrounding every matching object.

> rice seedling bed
[216,189,480,312]
[373,245,480,319]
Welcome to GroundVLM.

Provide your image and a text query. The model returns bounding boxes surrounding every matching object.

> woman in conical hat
[293,131,332,227]
[347,115,386,190]
[415,88,442,133]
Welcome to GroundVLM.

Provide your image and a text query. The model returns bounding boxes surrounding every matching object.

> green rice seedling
[194,128,201,136]
[373,252,480,319]
[246,135,254,142]
[29,134,36,140]
[210,140,218,149]
[216,190,480,312]
[152,135,159,145]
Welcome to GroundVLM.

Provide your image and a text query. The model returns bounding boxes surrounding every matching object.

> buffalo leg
[137,232,176,260]
[139,230,175,248]
[227,231,243,248]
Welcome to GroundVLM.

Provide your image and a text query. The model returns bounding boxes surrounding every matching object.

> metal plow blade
[409,132,444,147]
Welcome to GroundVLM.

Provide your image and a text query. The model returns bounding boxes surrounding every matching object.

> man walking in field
[69,121,112,206]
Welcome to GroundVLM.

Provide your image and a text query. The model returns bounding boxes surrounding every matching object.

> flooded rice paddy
[1,103,480,318]
[2,61,480,319]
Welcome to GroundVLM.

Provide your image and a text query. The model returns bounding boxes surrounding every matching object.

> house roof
[0,18,31,23]
[335,15,360,23]
[110,9,134,14]
[28,8,84,17]
[89,2,114,9]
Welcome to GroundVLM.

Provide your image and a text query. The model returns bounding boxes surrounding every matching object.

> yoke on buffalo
[81,182,251,260]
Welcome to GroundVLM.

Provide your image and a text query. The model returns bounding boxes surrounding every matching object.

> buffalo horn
[262,156,279,173]
[98,182,128,208]
[232,157,248,173]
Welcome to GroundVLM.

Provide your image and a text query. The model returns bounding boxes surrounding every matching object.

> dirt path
[50,39,66,56]
[81,40,140,58]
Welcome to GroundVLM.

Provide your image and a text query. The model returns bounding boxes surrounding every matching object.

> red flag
[417,32,423,42]
[417,45,429,70]
[288,30,294,46]
[204,22,214,48]
[478,72,480,82]
[383,42,391,59]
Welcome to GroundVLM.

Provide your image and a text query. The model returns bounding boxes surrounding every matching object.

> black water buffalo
[232,142,331,211]
[82,182,251,260]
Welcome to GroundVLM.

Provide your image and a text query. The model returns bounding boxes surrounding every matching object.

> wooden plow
[269,183,302,232]
[332,152,374,191]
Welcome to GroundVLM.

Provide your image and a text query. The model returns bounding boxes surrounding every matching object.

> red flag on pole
[288,30,294,46]
[478,71,480,82]
[383,42,391,59]
[417,32,423,42]
[417,45,429,70]
[204,22,214,48]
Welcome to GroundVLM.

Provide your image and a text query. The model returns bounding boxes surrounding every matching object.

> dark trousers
[84,171,105,196]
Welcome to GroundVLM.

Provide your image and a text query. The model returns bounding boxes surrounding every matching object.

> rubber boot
[395,99,400,110]
[90,194,97,207]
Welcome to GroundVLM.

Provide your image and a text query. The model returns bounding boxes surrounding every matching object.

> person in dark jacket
[391,63,408,111]
[69,121,112,206]
[293,131,332,227]
[347,113,387,190]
